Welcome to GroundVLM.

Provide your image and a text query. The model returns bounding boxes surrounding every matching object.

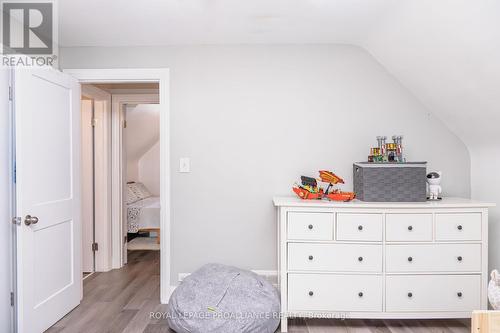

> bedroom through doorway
[123,103,161,254]
[80,83,161,277]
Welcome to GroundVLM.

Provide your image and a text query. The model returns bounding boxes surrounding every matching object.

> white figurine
[489,269,500,310]
[427,171,442,200]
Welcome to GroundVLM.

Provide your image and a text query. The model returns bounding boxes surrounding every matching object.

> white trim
[111,94,159,269]
[172,270,280,296]
[80,85,112,272]
[178,270,278,283]
[7,68,16,333]
[63,68,171,304]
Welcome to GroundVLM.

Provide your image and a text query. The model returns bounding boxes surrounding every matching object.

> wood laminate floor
[47,250,472,333]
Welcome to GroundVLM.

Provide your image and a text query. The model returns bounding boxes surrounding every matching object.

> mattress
[127,196,160,233]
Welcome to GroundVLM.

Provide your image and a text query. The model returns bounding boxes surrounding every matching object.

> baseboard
[172,270,279,294]
[179,269,277,282]
[177,273,190,282]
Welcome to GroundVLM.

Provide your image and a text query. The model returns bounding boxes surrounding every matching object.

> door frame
[111,93,159,268]
[80,85,112,273]
[3,69,14,333]
[63,68,171,303]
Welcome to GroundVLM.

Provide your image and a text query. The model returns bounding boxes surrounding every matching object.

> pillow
[129,182,152,200]
[125,184,140,204]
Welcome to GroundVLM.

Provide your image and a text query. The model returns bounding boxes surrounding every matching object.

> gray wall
[0,69,13,332]
[471,148,500,272]
[60,44,471,284]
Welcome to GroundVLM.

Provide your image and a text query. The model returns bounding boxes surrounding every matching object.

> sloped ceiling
[361,0,500,149]
[124,104,160,161]
[59,0,498,150]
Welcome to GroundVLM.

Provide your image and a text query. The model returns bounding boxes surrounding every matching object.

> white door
[14,68,81,333]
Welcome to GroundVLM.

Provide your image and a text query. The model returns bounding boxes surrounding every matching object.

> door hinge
[10,292,14,306]
[91,118,97,127]
[92,242,99,252]
[123,120,127,129]
[8,86,12,101]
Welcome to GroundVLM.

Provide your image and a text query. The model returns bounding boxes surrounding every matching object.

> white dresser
[274,197,494,332]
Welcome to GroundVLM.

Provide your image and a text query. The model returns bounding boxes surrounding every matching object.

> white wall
[124,104,160,183]
[471,148,500,273]
[60,44,471,283]
[0,69,13,332]
[361,0,500,271]
[139,141,160,196]
[126,161,139,182]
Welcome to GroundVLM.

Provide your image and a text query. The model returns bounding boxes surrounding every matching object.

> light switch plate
[179,157,190,173]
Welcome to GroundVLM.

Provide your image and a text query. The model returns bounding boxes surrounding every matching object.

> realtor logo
[2,2,53,55]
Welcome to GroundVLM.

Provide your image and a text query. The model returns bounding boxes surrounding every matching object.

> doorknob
[24,215,39,226]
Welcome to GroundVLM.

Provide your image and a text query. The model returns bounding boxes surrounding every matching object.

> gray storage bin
[353,162,427,202]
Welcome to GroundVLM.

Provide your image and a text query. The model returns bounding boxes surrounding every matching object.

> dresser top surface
[273,196,495,208]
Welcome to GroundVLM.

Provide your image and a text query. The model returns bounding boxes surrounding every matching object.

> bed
[126,182,161,244]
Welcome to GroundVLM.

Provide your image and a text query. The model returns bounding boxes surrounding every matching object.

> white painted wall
[361,0,500,272]
[471,148,500,273]
[0,69,13,332]
[138,141,160,196]
[126,161,139,182]
[124,104,160,184]
[60,44,471,283]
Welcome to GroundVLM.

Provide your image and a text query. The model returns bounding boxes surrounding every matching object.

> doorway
[81,96,95,278]
[10,68,170,332]
[66,68,171,304]
[123,103,161,257]
[79,84,162,277]
[80,84,112,276]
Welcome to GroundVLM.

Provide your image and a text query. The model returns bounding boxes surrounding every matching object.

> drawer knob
[408,225,413,231]
[308,255,314,261]
[358,225,363,231]
[309,291,314,296]
[358,256,363,262]
[358,292,364,297]
[408,256,413,262]
[457,256,463,262]
[408,292,413,298]
[457,225,463,231]
[308,224,313,230]
[457,292,463,298]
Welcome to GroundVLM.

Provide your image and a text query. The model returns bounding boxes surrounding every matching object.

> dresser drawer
[386,244,481,272]
[288,243,382,272]
[337,213,383,241]
[386,214,433,241]
[435,213,482,241]
[386,275,480,312]
[287,212,334,240]
[288,274,383,312]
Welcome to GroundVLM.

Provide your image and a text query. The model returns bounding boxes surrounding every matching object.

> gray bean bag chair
[167,263,280,333]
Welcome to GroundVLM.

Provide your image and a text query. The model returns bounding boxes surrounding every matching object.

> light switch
[179,157,190,173]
